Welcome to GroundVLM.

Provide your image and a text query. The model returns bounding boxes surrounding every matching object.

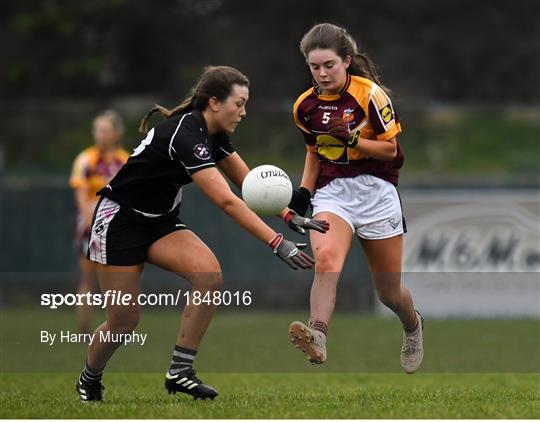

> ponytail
[138,97,194,134]
[350,53,392,97]
[138,66,249,134]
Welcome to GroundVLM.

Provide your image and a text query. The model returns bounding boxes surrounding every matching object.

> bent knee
[108,311,140,333]
[188,270,223,291]
[377,291,402,311]
[188,253,221,274]
[314,249,344,273]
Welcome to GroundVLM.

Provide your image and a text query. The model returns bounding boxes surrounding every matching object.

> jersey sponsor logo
[193,144,211,160]
[317,105,338,110]
[315,134,347,162]
[380,105,393,123]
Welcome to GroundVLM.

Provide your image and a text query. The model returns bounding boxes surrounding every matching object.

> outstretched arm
[193,167,274,243]
[216,152,250,190]
[192,167,315,270]
[280,151,329,235]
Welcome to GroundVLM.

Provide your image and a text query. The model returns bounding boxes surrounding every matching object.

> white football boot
[288,321,327,364]
[400,310,424,374]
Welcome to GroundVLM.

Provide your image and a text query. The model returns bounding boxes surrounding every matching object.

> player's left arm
[355,136,397,161]
[218,150,328,235]
[216,152,250,190]
[327,84,400,161]
[326,118,398,161]
[357,84,401,160]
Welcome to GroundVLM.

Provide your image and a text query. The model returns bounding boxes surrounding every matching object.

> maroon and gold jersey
[69,146,130,200]
[293,74,404,189]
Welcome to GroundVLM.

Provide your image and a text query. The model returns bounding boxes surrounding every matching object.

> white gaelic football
[242,165,293,215]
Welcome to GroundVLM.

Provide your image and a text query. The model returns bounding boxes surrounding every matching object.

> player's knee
[200,272,223,291]
[79,273,97,290]
[188,269,223,291]
[377,290,401,311]
[314,249,343,273]
[108,310,140,333]
[189,254,221,275]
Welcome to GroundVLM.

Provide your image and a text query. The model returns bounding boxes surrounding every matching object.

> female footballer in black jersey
[75,66,328,401]
[284,23,423,373]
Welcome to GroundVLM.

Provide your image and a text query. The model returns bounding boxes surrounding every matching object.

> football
[241,165,293,215]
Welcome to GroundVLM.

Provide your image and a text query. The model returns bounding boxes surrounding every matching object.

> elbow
[378,148,397,162]
[380,141,398,161]
[388,145,398,161]
[218,195,240,215]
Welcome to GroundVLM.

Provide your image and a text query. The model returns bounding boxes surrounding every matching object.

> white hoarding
[376,190,540,317]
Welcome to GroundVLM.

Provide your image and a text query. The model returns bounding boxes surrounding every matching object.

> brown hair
[300,23,391,96]
[139,65,249,134]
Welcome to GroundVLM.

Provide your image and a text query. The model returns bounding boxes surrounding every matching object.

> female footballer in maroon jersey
[283,23,424,373]
[69,110,129,335]
[75,66,328,402]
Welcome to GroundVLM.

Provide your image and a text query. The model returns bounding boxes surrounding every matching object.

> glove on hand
[269,233,315,270]
[284,211,329,235]
[327,116,360,148]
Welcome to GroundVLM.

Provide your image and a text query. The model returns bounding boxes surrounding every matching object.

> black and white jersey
[100,110,235,217]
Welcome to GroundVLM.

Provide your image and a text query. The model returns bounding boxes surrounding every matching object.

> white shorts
[311,174,405,240]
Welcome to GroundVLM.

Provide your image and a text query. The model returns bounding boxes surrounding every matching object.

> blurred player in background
[69,110,129,335]
[75,66,327,402]
[285,23,423,373]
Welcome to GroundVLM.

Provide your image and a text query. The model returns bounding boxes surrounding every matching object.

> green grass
[1,309,539,417]
[2,309,539,373]
[1,373,539,418]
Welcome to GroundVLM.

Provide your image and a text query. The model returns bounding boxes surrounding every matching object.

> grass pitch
[2,373,538,418]
[1,308,539,418]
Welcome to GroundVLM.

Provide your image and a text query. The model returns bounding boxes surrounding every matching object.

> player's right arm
[280,150,328,235]
[192,167,314,270]
[288,93,320,204]
[74,186,95,228]
[193,167,275,243]
[291,91,321,203]
[69,151,95,228]
[282,93,328,233]
[299,150,320,193]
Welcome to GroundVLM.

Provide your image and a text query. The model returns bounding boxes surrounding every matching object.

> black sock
[403,313,419,333]
[308,317,328,336]
[168,345,197,374]
[80,362,104,384]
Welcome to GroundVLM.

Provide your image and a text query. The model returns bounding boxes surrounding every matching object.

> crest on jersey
[193,144,211,160]
[342,108,354,124]
[380,105,393,123]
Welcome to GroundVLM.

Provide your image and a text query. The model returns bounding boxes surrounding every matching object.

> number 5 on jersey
[321,112,331,124]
